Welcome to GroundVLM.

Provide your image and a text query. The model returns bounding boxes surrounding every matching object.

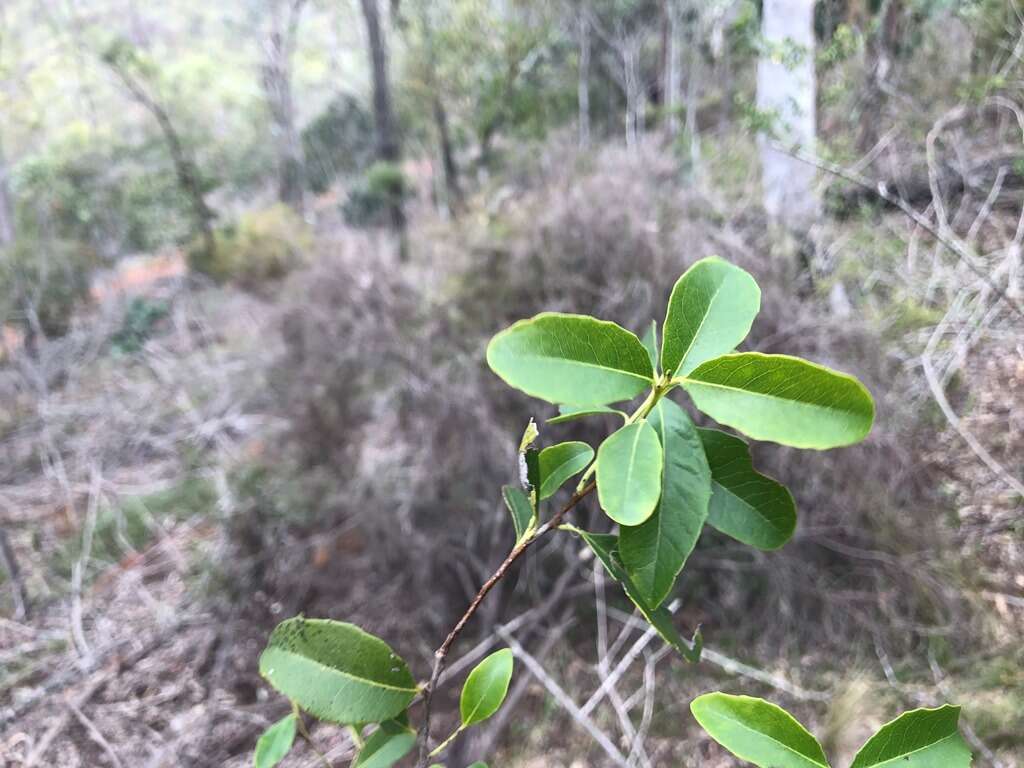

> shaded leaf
[259,618,417,725]
[680,353,875,449]
[690,693,830,768]
[538,441,594,499]
[620,399,710,608]
[596,421,663,526]
[662,257,761,378]
[486,312,654,406]
[502,485,533,544]
[353,720,417,768]
[568,527,701,663]
[253,714,296,768]
[850,705,971,767]
[547,404,628,424]
[698,429,796,550]
[460,649,514,727]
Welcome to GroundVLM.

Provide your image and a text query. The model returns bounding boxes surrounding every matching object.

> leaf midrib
[856,731,961,767]
[510,351,652,382]
[669,276,727,377]
[680,377,859,418]
[704,710,828,768]
[266,647,417,694]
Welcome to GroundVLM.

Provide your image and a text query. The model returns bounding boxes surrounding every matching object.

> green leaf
[641,320,659,373]
[460,649,514,727]
[596,420,664,526]
[259,618,417,725]
[353,720,417,768]
[502,485,533,543]
[538,441,594,499]
[547,404,627,424]
[690,693,830,768]
[467,763,488,768]
[680,353,875,449]
[568,527,701,663]
[620,399,710,608]
[253,714,296,768]
[486,312,654,406]
[850,705,971,767]
[698,429,796,550]
[661,257,761,378]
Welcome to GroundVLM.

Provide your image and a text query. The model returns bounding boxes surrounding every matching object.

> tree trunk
[623,44,640,148]
[107,62,216,262]
[0,139,14,249]
[417,3,461,213]
[262,0,307,214]
[857,0,903,153]
[577,10,591,149]
[359,0,407,258]
[756,0,818,231]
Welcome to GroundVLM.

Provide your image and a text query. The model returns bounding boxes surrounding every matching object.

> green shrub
[342,162,408,227]
[0,237,98,338]
[188,204,311,288]
[109,296,169,354]
[301,93,375,194]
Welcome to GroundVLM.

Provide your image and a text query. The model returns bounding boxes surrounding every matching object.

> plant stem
[294,707,332,768]
[415,480,596,767]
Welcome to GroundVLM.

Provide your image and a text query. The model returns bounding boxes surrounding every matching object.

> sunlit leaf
[486,312,654,406]
[596,420,663,526]
[353,720,417,768]
[680,353,875,449]
[661,257,760,377]
[850,705,971,767]
[253,713,296,768]
[690,693,830,768]
[641,320,659,373]
[620,399,710,608]
[460,649,514,727]
[699,429,795,550]
[538,441,594,499]
[259,618,417,725]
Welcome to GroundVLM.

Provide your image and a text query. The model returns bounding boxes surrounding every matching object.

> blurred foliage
[342,161,408,227]
[109,296,170,354]
[188,204,311,288]
[301,93,375,194]
[0,236,97,337]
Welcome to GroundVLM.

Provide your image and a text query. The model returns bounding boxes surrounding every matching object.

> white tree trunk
[756,0,818,230]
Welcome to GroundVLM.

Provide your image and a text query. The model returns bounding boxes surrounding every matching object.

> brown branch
[415,480,596,767]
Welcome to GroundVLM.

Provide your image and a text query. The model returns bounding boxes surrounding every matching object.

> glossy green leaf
[259,618,417,725]
[460,649,514,727]
[680,353,875,449]
[538,441,594,499]
[620,399,710,608]
[486,312,654,406]
[253,714,296,768]
[690,693,830,768]
[661,257,761,377]
[641,320,659,373]
[596,420,663,526]
[698,429,796,550]
[569,527,701,663]
[502,485,533,544]
[353,720,417,768]
[547,404,628,424]
[850,705,971,767]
